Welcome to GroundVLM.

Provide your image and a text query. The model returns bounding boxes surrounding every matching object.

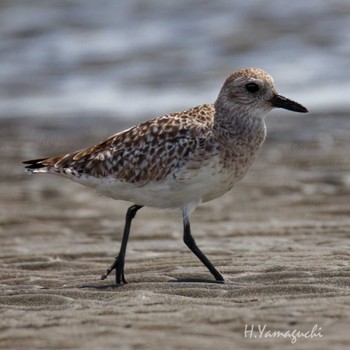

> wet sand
[0,111,350,349]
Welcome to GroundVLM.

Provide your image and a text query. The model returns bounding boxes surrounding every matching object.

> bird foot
[101,256,127,284]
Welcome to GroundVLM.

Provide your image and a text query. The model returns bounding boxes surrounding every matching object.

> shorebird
[24,68,308,284]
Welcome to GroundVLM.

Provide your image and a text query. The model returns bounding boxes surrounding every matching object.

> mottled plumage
[33,104,217,185]
[24,68,308,284]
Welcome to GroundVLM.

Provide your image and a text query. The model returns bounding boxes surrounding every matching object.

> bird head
[215,68,308,119]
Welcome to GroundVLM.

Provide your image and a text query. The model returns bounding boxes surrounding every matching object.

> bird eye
[245,83,259,93]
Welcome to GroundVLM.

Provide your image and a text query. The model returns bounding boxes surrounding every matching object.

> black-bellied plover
[24,68,308,284]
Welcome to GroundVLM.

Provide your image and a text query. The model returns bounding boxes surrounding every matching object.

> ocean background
[0,0,349,120]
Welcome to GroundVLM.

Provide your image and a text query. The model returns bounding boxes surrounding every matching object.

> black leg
[182,213,224,282]
[101,204,143,284]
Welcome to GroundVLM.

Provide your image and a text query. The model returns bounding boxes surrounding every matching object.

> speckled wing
[40,104,216,185]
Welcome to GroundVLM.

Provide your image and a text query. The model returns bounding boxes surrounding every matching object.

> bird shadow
[78,278,225,289]
[76,274,226,289]
[78,283,124,290]
[170,277,225,284]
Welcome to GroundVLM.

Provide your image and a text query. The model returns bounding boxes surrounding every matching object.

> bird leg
[182,212,224,282]
[101,204,143,284]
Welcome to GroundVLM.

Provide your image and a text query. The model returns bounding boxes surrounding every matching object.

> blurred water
[0,0,349,119]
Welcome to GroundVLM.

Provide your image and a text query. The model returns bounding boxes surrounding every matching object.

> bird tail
[23,157,59,174]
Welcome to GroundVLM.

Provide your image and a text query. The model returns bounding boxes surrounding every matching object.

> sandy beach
[0,110,349,349]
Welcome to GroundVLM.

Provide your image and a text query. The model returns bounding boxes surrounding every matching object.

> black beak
[270,94,308,113]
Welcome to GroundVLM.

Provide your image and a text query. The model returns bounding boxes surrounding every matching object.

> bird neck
[213,101,266,139]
